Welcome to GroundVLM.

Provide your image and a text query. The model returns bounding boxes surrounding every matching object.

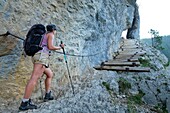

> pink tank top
[40,34,50,54]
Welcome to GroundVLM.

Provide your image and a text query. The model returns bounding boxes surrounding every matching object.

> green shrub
[127,90,145,113]
[102,81,111,91]
[138,58,150,67]
[127,90,145,105]
[154,103,168,113]
[118,77,131,94]
[163,62,170,68]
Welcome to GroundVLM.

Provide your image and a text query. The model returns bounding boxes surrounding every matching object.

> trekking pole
[60,41,75,95]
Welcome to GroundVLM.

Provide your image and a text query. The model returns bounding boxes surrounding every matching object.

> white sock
[22,98,29,102]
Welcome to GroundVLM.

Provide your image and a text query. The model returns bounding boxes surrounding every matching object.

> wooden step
[94,66,150,72]
[107,58,139,62]
[121,48,143,51]
[120,48,144,52]
[114,54,145,59]
[103,61,140,66]
[122,43,138,46]
[113,58,139,62]
[127,58,139,62]
[120,48,144,51]
[121,43,138,45]
[123,42,139,46]
[121,45,142,49]
[114,57,142,61]
[123,39,136,42]
[118,51,146,56]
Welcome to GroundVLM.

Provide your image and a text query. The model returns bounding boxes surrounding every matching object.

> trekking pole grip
[60,41,65,49]
[61,41,67,60]
[60,41,63,45]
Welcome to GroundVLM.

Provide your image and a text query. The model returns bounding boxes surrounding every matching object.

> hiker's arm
[47,36,61,50]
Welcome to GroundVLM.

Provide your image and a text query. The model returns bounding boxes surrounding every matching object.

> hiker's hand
[60,44,65,49]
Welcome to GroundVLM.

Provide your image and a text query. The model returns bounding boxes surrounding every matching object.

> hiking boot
[44,91,54,102]
[19,99,37,111]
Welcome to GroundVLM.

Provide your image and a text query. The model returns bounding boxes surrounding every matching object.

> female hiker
[19,24,64,111]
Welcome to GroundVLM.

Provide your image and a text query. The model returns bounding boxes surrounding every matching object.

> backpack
[24,24,46,56]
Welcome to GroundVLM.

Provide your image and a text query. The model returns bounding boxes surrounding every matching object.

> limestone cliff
[0,0,139,101]
[2,0,170,113]
[0,0,139,77]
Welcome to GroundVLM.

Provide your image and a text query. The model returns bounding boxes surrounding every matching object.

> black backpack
[24,24,46,56]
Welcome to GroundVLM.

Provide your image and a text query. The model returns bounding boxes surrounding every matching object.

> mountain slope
[141,35,170,61]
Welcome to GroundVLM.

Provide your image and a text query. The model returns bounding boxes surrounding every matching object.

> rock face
[126,3,140,39]
[0,0,138,77]
[0,0,139,106]
[20,71,153,113]
[1,0,169,113]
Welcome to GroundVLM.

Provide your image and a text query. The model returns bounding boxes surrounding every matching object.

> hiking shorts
[32,52,49,67]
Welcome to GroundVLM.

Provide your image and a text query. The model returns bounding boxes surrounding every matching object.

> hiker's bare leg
[44,68,53,93]
[23,63,45,99]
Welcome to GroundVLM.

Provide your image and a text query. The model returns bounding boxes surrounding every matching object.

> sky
[137,0,170,38]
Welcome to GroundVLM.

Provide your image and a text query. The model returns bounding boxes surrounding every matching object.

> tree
[148,29,164,50]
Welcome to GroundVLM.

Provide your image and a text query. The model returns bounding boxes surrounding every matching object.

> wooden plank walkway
[94,39,150,72]
[103,61,140,66]
[94,66,150,72]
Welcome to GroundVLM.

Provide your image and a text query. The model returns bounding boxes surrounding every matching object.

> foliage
[141,35,170,61]
[138,58,150,67]
[127,104,137,113]
[127,90,145,105]
[127,90,145,113]
[102,81,111,91]
[148,29,164,50]
[163,61,170,68]
[118,77,131,94]
[138,57,157,70]
[154,103,168,113]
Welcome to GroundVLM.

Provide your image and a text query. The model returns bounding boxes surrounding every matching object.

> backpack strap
[40,34,49,48]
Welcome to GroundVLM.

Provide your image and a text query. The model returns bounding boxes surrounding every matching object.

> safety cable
[0,31,25,41]
[54,37,116,57]
[54,39,115,57]
[54,50,104,57]
[0,31,116,58]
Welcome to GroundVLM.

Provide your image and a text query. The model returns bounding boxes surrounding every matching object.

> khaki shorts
[32,52,49,67]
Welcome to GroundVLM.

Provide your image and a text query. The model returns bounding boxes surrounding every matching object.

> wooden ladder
[94,39,150,72]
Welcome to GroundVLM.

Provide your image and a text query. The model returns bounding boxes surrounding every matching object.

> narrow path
[95,39,150,72]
